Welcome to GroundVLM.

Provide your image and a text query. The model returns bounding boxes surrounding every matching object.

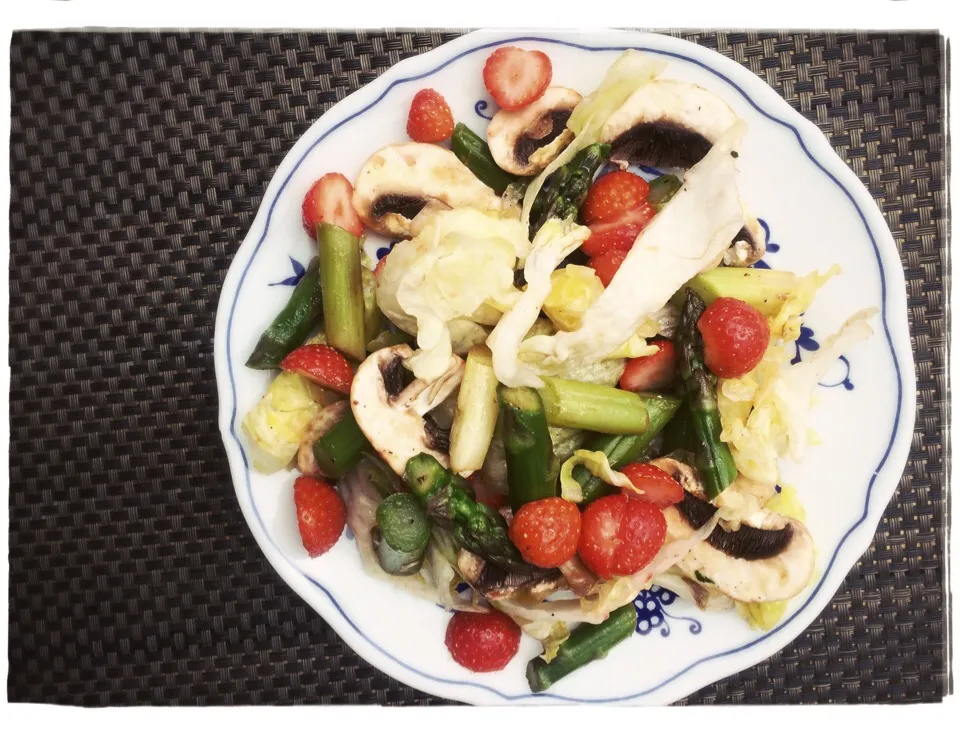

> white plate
[213,29,916,705]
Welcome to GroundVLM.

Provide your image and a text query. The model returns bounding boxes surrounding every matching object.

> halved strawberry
[280,344,355,394]
[619,338,677,392]
[587,249,629,287]
[406,88,454,143]
[301,173,364,239]
[482,46,552,111]
[580,170,651,224]
[581,203,657,258]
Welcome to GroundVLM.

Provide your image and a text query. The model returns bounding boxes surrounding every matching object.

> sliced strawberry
[301,173,364,239]
[619,338,677,392]
[581,203,657,258]
[580,170,651,224]
[280,344,355,394]
[482,46,552,111]
[294,476,346,558]
[406,88,455,143]
[587,248,629,287]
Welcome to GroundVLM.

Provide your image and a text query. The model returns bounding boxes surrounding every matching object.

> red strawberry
[581,203,657,258]
[587,248,629,287]
[293,476,346,558]
[444,609,521,673]
[482,46,552,111]
[619,338,677,392]
[580,170,651,224]
[406,88,455,143]
[301,173,364,239]
[280,344,354,394]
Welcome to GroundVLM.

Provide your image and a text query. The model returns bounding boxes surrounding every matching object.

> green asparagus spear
[246,257,324,369]
[646,173,682,211]
[528,143,611,238]
[573,393,682,504]
[526,603,638,692]
[317,223,366,362]
[497,385,559,510]
[373,493,431,575]
[537,377,650,434]
[678,288,738,499]
[312,409,370,479]
[451,123,522,195]
[402,452,527,573]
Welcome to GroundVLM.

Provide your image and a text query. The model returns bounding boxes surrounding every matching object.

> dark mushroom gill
[609,121,713,169]
[380,355,414,398]
[514,109,573,166]
[458,551,561,600]
[423,414,451,454]
[372,193,428,221]
[677,492,794,561]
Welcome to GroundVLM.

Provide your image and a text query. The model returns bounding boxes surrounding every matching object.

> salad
[241,46,876,692]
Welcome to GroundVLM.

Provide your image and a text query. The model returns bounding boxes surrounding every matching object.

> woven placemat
[8,30,947,705]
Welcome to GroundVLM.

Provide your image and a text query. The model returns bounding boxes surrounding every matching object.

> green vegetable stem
[497,385,559,511]
[537,377,651,435]
[402,453,526,573]
[317,222,366,362]
[677,288,738,499]
[451,123,522,195]
[573,393,682,504]
[312,409,370,479]
[646,173,682,211]
[373,493,431,575]
[529,143,611,237]
[526,602,637,692]
[246,256,324,369]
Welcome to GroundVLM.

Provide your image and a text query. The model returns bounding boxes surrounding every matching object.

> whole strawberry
[444,609,521,673]
[406,89,454,143]
[294,476,346,557]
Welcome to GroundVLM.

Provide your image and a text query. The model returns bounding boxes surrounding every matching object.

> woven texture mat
[8,30,948,705]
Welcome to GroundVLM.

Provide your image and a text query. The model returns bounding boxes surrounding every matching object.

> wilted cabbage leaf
[376,208,531,381]
[718,309,877,484]
[242,372,326,473]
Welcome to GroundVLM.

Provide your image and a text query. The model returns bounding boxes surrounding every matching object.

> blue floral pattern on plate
[634,586,703,637]
[475,99,494,120]
[269,255,307,287]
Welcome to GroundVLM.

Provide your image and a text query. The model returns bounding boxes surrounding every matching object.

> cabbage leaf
[375,209,531,381]
[486,218,591,388]
[520,120,747,374]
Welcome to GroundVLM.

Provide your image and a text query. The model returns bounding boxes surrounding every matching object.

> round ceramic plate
[214,29,915,705]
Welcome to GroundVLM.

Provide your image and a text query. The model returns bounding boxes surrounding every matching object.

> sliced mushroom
[652,457,815,603]
[601,80,738,169]
[724,209,767,267]
[457,549,564,601]
[486,87,582,175]
[599,80,766,266]
[350,344,464,475]
[352,143,502,238]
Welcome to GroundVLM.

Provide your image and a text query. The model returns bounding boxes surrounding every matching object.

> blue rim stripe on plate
[224,36,905,703]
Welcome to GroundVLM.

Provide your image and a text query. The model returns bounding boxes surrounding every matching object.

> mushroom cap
[653,457,815,603]
[487,86,583,176]
[600,79,739,169]
[352,143,502,238]
[350,344,464,475]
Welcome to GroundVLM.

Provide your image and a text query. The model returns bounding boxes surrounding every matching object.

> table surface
[8,30,948,705]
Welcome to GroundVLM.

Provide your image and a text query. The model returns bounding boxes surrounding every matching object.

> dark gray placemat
[7,30,948,705]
